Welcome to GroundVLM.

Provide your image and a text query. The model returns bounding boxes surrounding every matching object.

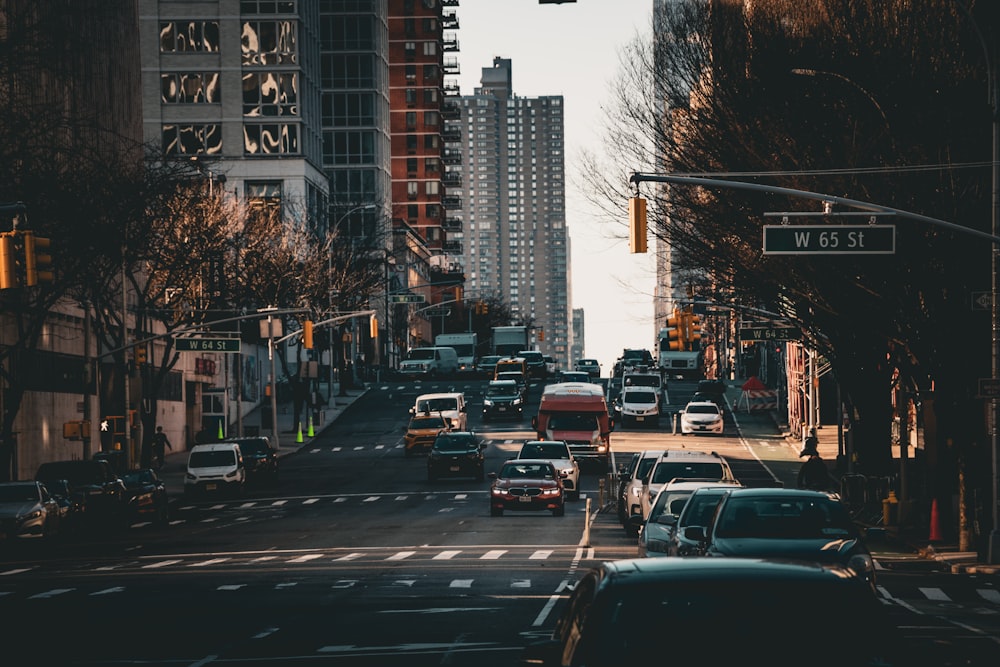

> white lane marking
[530,550,552,560]
[217,584,245,590]
[395,495,409,501]
[481,550,507,560]
[454,494,468,500]
[433,550,461,560]
[919,587,950,601]
[249,556,278,563]
[189,558,232,567]
[335,552,363,561]
[30,588,73,599]
[286,553,323,563]
[386,551,415,561]
[0,568,32,576]
[363,496,379,503]
[979,589,1000,604]
[271,500,288,506]
[332,447,342,452]
[143,559,182,569]
[238,502,256,508]
[450,579,473,588]
[303,498,319,504]
[91,587,125,596]
[334,497,347,503]
[332,580,357,589]
[511,579,531,588]
[252,627,280,639]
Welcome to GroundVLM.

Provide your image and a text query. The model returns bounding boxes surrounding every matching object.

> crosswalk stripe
[481,550,507,559]
[511,579,531,588]
[433,550,461,560]
[530,550,553,560]
[303,498,319,504]
[286,554,323,563]
[271,500,288,506]
[30,588,73,599]
[978,589,1000,604]
[450,579,473,588]
[387,551,415,561]
[189,558,231,567]
[335,552,363,561]
[143,560,182,569]
[918,587,950,601]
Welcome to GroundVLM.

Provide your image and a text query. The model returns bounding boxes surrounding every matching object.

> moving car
[120,468,169,526]
[35,458,128,528]
[517,439,580,500]
[638,480,741,557]
[426,431,485,482]
[664,484,743,557]
[0,480,62,539]
[616,386,661,428]
[519,557,904,667]
[678,400,724,435]
[481,379,524,422]
[397,345,459,378]
[409,392,468,431]
[685,487,876,585]
[403,413,450,456]
[184,442,247,498]
[517,349,548,379]
[574,358,601,378]
[558,370,592,384]
[637,449,735,524]
[488,459,566,517]
[476,354,502,378]
[495,370,528,398]
[223,436,279,486]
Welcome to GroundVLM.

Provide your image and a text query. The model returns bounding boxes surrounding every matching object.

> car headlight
[540,487,561,496]
[491,488,505,496]
[484,398,495,406]
[512,397,523,405]
[20,509,43,522]
[847,553,875,577]
[560,467,574,476]
[630,487,643,498]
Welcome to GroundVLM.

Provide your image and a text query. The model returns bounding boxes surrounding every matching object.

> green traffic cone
[217,420,224,440]
[307,415,315,438]
[296,422,303,443]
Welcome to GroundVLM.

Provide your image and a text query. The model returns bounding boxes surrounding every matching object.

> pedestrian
[152,426,172,470]
[797,432,833,491]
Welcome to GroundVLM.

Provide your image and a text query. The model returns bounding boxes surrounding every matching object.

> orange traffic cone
[928,498,943,542]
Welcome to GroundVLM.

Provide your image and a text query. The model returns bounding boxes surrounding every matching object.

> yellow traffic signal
[538,328,545,341]
[0,232,16,290]
[629,196,647,254]
[24,231,53,286]
[370,314,378,338]
[687,313,702,347]
[303,320,314,349]
[666,310,685,351]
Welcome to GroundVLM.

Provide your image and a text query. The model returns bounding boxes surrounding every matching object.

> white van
[409,392,468,431]
[398,346,459,378]
[184,442,246,498]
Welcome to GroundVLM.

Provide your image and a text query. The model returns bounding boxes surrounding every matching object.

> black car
[519,558,906,667]
[427,431,485,482]
[223,437,279,485]
[481,379,524,422]
[120,468,169,526]
[695,379,727,397]
[35,459,128,529]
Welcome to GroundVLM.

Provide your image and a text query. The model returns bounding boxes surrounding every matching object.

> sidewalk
[738,378,999,575]
[157,385,368,500]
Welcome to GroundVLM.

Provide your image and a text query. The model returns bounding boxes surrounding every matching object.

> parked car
[403,413,450,457]
[223,436,279,486]
[120,468,169,526]
[616,449,665,531]
[662,485,741,557]
[518,557,905,667]
[43,478,84,533]
[574,358,601,378]
[638,480,742,557]
[35,459,128,528]
[517,440,580,500]
[488,459,566,517]
[678,400,724,435]
[184,442,246,498]
[638,449,736,524]
[0,480,62,539]
[427,431,485,482]
[481,379,524,422]
[685,487,876,585]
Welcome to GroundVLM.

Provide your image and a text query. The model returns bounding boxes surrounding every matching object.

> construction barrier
[736,389,777,412]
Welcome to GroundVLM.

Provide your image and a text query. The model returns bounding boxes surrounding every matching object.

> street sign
[175,338,242,352]
[424,308,452,318]
[978,378,1000,398]
[972,291,993,310]
[763,225,895,255]
[740,326,800,341]
[390,293,426,304]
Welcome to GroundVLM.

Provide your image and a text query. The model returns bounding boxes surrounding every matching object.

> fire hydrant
[882,490,898,526]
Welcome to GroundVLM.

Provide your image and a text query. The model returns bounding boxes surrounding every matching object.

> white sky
[454,0,657,374]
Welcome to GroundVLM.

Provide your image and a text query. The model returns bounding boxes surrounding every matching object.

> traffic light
[0,232,16,290]
[24,231,53,286]
[538,327,545,341]
[303,320,314,349]
[369,314,378,338]
[629,196,647,254]
[665,310,685,351]
[686,312,702,348]
[454,286,462,302]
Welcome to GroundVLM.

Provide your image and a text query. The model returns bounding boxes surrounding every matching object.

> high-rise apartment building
[455,58,570,367]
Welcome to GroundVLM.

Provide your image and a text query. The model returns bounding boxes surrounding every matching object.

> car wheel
[552,504,565,517]
[490,506,503,517]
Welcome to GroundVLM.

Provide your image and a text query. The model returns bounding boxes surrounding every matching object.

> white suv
[637,450,735,523]
[409,392,467,431]
[617,449,665,533]
[617,386,661,428]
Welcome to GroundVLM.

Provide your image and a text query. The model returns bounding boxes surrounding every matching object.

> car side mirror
[657,514,678,526]
[684,525,706,542]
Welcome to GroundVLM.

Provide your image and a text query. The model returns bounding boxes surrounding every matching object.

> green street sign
[763,225,895,255]
[740,326,800,342]
[175,338,242,352]
[390,293,426,304]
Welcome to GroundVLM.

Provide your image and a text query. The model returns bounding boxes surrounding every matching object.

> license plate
[518,496,532,503]
[206,483,217,491]
[636,416,644,422]
[450,466,460,472]
[498,407,506,412]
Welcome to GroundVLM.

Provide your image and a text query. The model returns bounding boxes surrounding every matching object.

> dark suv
[35,459,128,528]
[482,379,524,422]
[518,350,548,379]
[427,431,485,482]
[223,437,279,485]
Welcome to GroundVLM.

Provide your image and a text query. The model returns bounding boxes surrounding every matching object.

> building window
[242,71,298,116]
[405,112,416,130]
[246,181,282,218]
[425,181,439,195]
[424,135,439,149]
[325,54,376,88]
[405,41,416,56]
[407,158,417,174]
[407,204,418,219]
[240,1,296,13]
[242,20,298,66]
[406,134,418,152]
[244,123,299,154]
[423,64,439,82]
[426,203,441,219]
[423,111,439,127]
[405,88,416,106]
[324,92,376,127]
[405,64,417,82]
[162,124,222,155]
[407,182,418,198]
[423,41,436,56]
[424,158,440,174]
[422,18,438,33]
[327,130,375,164]
[423,88,438,105]
[403,18,415,36]
[161,72,220,104]
[322,15,375,50]
[159,21,220,52]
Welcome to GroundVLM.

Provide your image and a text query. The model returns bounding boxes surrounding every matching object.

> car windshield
[624,375,660,388]
[679,489,730,527]
[486,383,518,397]
[121,470,155,486]
[418,398,458,412]
[0,483,40,503]
[715,497,857,539]
[650,490,693,521]
[411,417,447,430]
[624,391,657,404]
[189,450,236,468]
[232,440,269,455]
[500,463,554,479]
[520,443,569,460]
[433,436,477,452]
[686,404,720,415]
[650,462,725,485]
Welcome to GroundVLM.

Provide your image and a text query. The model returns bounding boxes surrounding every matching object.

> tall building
[456,58,570,367]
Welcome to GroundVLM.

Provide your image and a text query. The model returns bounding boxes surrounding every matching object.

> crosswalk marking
[481,550,507,559]
[271,500,288,506]
[90,587,124,596]
[450,579,473,588]
[217,584,245,590]
[143,560,182,569]
[395,495,408,500]
[249,556,278,563]
[0,568,32,576]
[363,496,379,503]
[387,551,415,561]
[335,552,363,561]
[919,587,950,601]
[189,558,231,567]
[980,589,1000,604]
[303,498,319,504]
[530,550,553,560]
[286,554,323,563]
[433,550,461,560]
[30,588,73,599]
[511,579,531,588]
